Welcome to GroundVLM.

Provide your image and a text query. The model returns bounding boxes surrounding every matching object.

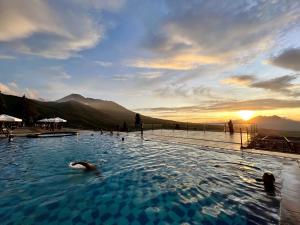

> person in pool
[69,161,102,178]
[8,134,13,143]
[70,161,97,171]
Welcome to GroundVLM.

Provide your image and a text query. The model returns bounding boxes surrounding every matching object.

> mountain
[57,94,135,120]
[249,115,300,131]
[0,93,176,129]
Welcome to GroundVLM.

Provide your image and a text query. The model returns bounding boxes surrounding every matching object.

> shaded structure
[0,114,22,138]
[37,117,67,131]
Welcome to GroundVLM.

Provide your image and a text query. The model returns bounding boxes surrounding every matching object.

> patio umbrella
[37,118,49,123]
[0,114,22,122]
[48,117,67,123]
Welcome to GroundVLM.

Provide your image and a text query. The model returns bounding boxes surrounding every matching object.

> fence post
[141,123,143,138]
[240,128,243,148]
[246,127,249,144]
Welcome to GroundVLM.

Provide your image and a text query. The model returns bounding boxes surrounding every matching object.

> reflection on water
[144,129,250,150]
[0,131,282,225]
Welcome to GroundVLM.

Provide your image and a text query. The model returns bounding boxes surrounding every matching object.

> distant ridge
[57,93,86,102]
[0,93,175,129]
[57,93,131,113]
[249,115,300,131]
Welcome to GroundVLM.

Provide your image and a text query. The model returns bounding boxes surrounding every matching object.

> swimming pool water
[0,131,283,224]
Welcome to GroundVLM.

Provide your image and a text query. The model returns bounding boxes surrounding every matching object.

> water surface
[0,131,282,224]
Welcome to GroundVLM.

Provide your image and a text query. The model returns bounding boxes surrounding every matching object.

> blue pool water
[0,131,283,225]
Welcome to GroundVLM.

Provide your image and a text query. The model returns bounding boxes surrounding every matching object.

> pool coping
[280,161,300,225]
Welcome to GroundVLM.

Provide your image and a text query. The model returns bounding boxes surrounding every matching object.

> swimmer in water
[69,161,97,171]
[69,161,102,177]
[8,134,13,143]
[254,172,276,194]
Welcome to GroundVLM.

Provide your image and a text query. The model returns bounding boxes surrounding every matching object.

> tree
[135,113,141,128]
[122,121,128,132]
[0,91,7,114]
[21,95,38,125]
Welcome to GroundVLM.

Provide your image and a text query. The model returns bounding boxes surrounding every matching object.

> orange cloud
[128,53,223,70]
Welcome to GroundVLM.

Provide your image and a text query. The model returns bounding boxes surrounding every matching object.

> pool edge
[280,161,300,225]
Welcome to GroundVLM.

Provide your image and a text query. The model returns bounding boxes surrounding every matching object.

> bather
[69,161,97,171]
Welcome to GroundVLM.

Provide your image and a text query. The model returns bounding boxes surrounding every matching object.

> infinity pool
[0,131,282,224]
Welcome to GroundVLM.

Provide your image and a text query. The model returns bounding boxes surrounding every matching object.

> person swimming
[69,161,97,171]
[8,134,13,143]
[69,161,102,178]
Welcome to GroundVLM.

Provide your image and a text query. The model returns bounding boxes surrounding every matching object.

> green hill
[0,93,181,130]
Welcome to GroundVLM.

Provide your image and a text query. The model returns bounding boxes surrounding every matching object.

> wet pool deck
[280,161,300,225]
[142,133,300,225]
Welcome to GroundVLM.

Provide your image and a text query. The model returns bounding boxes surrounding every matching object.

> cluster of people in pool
[71,130,277,195]
[8,128,276,195]
[98,129,125,141]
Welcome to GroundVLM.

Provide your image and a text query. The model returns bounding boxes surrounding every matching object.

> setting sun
[238,110,254,121]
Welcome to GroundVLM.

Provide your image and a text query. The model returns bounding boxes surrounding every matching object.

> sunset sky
[0,0,300,122]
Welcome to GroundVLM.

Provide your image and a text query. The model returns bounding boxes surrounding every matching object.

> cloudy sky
[0,0,300,122]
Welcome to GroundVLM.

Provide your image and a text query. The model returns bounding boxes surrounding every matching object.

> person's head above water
[263,172,275,193]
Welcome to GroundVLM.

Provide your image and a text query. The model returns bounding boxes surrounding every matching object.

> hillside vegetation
[0,93,184,130]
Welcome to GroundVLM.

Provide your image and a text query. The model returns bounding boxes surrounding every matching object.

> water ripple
[0,131,283,225]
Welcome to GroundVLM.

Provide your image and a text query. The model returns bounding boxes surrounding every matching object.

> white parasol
[0,114,22,122]
[47,117,67,123]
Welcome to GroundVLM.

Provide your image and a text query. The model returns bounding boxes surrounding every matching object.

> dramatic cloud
[128,53,223,70]
[139,99,300,113]
[251,75,299,96]
[0,0,123,59]
[223,75,256,86]
[0,82,18,95]
[0,82,39,99]
[134,0,300,70]
[223,74,300,96]
[270,48,300,71]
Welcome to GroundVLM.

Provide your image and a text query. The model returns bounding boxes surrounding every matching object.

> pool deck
[143,133,300,225]
[280,161,300,225]
[0,127,80,138]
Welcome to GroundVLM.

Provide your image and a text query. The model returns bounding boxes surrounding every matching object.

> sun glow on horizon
[238,110,254,121]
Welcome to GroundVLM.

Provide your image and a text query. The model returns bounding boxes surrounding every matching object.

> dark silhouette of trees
[21,95,38,125]
[0,91,7,114]
[122,121,128,132]
[135,113,141,128]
